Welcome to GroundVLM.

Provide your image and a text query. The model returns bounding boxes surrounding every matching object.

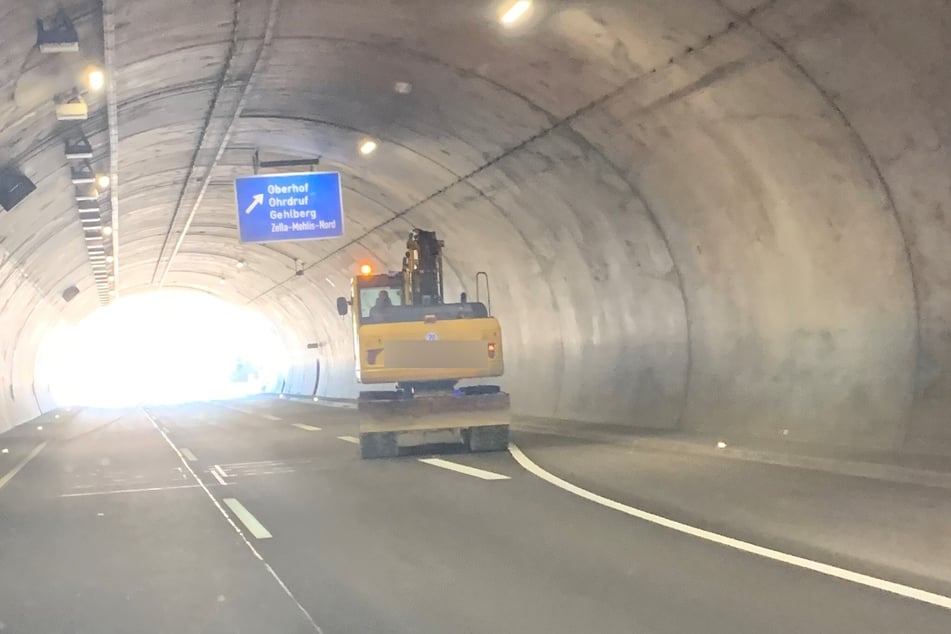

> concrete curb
[513,420,951,491]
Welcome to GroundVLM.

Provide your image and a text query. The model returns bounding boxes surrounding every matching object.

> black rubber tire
[359,391,405,401]
[459,385,501,395]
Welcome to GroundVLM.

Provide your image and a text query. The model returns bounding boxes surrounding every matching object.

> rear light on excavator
[487,342,496,359]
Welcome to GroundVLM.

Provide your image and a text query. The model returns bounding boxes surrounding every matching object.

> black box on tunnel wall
[0,167,36,212]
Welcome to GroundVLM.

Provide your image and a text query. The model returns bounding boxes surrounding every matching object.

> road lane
[0,408,319,634]
[155,400,950,633]
[1,402,948,633]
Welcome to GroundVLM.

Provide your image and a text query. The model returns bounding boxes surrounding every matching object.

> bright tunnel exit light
[37,290,291,408]
[500,0,532,26]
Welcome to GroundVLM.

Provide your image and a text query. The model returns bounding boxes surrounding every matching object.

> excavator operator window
[360,286,404,323]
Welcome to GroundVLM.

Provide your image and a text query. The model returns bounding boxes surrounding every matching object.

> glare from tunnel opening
[500,0,532,25]
[38,290,290,408]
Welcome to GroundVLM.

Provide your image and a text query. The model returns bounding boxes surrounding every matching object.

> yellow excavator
[336,229,510,458]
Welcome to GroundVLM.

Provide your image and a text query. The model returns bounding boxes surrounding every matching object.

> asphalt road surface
[0,400,948,633]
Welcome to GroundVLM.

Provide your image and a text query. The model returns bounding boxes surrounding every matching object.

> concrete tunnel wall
[278,0,951,452]
[1,0,950,454]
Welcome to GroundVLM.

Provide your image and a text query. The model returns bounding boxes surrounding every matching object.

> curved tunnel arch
[0,0,949,453]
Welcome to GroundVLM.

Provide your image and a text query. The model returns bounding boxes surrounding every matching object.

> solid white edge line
[418,458,510,481]
[181,447,198,461]
[60,484,202,498]
[337,435,359,444]
[507,443,951,611]
[142,408,322,632]
[223,497,272,539]
[310,399,357,409]
[0,442,47,490]
[210,469,227,486]
[291,423,322,431]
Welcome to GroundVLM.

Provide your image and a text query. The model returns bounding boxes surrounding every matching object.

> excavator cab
[337,229,510,458]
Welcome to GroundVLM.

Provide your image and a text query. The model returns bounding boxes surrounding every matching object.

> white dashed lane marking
[337,436,359,444]
[223,498,272,539]
[210,468,227,486]
[0,442,47,491]
[418,458,510,481]
[291,423,322,432]
[60,484,204,498]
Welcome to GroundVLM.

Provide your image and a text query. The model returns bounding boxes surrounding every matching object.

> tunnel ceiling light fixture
[65,137,93,160]
[87,68,105,91]
[499,0,532,26]
[359,263,373,276]
[97,174,110,189]
[106,255,114,263]
[101,226,113,236]
[359,139,378,156]
[55,95,88,121]
[70,163,96,184]
[394,81,413,94]
[74,184,99,201]
[37,11,79,53]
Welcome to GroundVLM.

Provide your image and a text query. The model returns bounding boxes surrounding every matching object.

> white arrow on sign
[244,193,264,215]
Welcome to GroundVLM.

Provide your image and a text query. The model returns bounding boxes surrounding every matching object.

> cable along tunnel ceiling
[0,0,950,452]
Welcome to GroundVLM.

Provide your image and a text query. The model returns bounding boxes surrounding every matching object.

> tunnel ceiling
[2,0,951,450]
[2,0,763,310]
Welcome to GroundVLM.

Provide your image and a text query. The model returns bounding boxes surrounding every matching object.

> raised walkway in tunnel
[0,398,948,633]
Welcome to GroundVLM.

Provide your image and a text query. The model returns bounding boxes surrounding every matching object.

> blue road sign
[234,171,344,243]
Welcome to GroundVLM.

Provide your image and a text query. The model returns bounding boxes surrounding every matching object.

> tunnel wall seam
[151,0,243,284]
